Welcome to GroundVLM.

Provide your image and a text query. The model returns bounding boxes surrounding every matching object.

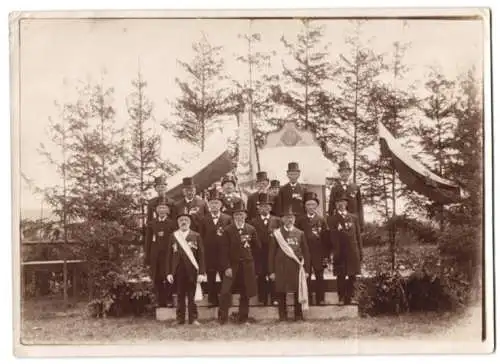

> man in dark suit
[174,177,209,232]
[166,212,206,325]
[327,160,364,231]
[326,191,363,305]
[275,162,307,220]
[268,205,311,321]
[268,179,280,217]
[296,192,329,306]
[145,197,177,308]
[246,171,270,221]
[146,175,176,223]
[220,175,245,216]
[250,193,281,306]
[218,201,261,325]
[199,188,232,307]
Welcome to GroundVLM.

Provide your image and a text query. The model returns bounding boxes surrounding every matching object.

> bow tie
[212,215,219,220]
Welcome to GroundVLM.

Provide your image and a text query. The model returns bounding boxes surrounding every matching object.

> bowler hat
[221,175,236,187]
[154,175,167,186]
[207,187,223,202]
[232,200,247,215]
[270,180,280,188]
[256,171,269,182]
[338,160,351,171]
[287,162,300,172]
[182,177,196,187]
[256,193,273,206]
[304,191,320,205]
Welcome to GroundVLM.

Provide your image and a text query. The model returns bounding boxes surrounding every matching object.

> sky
[17,17,484,213]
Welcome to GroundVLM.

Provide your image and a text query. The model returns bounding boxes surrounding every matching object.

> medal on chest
[187,239,198,250]
[286,237,298,246]
[172,243,178,253]
[216,226,224,236]
[241,233,251,248]
[189,206,199,215]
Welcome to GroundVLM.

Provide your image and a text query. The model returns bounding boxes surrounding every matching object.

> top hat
[281,205,298,217]
[221,175,236,187]
[256,193,273,206]
[232,200,247,215]
[338,160,352,171]
[270,180,280,188]
[303,191,320,205]
[287,162,300,172]
[334,190,350,203]
[207,187,223,202]
[182,177,196,188]
[154,175,167,186]
[256,171,269,182]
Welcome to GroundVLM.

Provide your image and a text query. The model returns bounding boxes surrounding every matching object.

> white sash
[173,230,203,302]
[273,229,309,311]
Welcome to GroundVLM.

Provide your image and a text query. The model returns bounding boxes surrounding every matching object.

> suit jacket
[326,212,362,276]
[199,212,232,271]
[250,214,282,275]
[174,196,209,232]
[328,180,364,231]
[145,217,177,282]
[296,213,329,271]
[220,194,245,216]
[166,229,206,280]
[146,195,176,223]
[268,226,311,293]
[246,192,261,221]
[275,182,307,217]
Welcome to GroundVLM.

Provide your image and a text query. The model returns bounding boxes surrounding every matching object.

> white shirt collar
[158,216,167,222]
[185,197,194,203]
[289,182,298,187]
[212,213,220,219]
[179,229,189,237]
[236,223,245,230]
[261,214,270,219]
[284,225,294,232]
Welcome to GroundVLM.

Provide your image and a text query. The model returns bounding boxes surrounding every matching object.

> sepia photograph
[10,8,493,357]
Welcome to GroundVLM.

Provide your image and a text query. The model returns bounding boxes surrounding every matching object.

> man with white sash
[269,205,311,321]
[166,210,206,325]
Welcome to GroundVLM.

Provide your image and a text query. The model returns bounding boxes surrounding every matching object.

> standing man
[268,179,281,217]
[327,160,364,231]
[175,177,209,232]
[220,175,245,216]
[296,192,329,306]
[145,197,177,308]
[218,201,261,325]
[268,206,311,322]
[250,193,281,306]
[246,171,270,221]
[275,162,307,220]
[327,191,363,305]
[199,188,232,307]
[147,175,176,223]
[166,210,206,325]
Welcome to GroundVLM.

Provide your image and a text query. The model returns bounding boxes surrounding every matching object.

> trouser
[154,277,173,307]
[219,263,251,323]
[206,270,223,306]
[337,273,356,304]
[175,266,198,323]
[277,292,303,320]
[307,267,325,305]
[257,274,273,305]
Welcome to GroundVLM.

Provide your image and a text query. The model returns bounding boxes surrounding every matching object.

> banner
[236,104,259,192]
[378,121,462,205]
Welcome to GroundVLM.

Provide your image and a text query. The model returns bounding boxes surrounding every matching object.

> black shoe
[294,316,305,321]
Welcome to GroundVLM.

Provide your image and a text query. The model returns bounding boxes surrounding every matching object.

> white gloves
[166,274,174,284]
[197,274,206,283]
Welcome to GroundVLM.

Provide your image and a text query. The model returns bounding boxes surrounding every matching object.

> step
[156,304,358,321]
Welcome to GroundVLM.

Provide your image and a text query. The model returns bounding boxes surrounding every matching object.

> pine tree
[169,33,232,152]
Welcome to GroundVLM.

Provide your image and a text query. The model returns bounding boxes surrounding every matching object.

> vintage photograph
[11,9,493,356]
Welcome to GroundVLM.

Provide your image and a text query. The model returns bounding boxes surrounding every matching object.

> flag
[236,104,259,193]
[378,121,462,205]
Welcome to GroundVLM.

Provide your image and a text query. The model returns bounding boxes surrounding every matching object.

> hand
[225,268,232,278]
[269,273,276,281]
[305,273,310,279]
[166,274,174,284]
[197,274,205,283]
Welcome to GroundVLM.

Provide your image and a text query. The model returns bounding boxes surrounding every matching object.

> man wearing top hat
[327,160,364,232]
[275,162,307,221]
[268,179,281,217]
[268,206,311,321]
[166,209,206,325]
[218,201,261,325]
[326,190,363,305]
[175,177,209,233]
[220,175,245,216]
[147,175,176,223]
[296,192,329,306]
[145,197,177,308]
[250,193,282,306]
[199,187,233,307]
[246,171,270,221]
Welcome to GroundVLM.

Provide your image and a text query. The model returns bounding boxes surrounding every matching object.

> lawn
[20,297,480,345]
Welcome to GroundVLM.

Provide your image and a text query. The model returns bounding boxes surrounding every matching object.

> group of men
[143,160,364,325]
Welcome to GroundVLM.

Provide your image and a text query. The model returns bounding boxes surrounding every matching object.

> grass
[20,297,478,345]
